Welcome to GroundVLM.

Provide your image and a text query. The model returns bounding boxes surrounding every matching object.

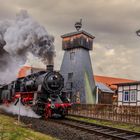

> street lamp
[136,29,140,36]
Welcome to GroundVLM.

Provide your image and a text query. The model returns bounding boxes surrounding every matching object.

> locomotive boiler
[0,65,71,119]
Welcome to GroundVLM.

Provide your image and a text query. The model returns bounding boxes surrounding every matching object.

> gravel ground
[20,117,110,140]
[0,110,110,140]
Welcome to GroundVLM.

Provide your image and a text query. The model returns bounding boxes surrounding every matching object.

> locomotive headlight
[51,104,55,109]
[53,75,58,80]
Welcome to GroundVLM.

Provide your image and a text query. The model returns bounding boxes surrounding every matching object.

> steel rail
[50,118,140,140]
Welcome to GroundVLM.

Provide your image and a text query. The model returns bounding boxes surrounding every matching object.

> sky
[0,0,140,80]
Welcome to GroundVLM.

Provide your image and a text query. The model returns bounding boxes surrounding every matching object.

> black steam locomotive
[0,65,71,118]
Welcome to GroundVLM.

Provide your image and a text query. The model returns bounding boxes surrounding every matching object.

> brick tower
[60,20,96,103]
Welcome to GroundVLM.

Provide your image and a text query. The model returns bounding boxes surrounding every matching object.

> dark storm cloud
[0,0,140,80]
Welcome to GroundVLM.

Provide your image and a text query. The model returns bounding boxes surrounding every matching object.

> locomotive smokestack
[46,64,53,71]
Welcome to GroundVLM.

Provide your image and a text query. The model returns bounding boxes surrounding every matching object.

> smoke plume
[0,10,55,84]
[0,103,40,118]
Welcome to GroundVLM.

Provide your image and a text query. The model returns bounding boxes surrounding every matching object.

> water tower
[60,20,96,103]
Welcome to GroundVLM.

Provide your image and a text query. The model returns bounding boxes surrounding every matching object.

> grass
[0,114,58,140]
[67,116,140,133]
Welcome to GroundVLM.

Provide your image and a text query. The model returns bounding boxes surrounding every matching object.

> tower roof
[61,30,95,39]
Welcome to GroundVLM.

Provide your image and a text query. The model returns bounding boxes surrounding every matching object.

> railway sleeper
[121,134,137,139]
[113,132,126,136]
[74,124,103,132]
[104,131,118,134]
[93,128,105,131]
[72,128,95,137]
[82,126,100,130]
[97,129,110,132]
[76,124,98,129]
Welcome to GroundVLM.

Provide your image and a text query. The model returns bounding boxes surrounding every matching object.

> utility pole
[18,97,21,124]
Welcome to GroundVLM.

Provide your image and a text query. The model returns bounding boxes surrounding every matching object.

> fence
[68,104,140,125]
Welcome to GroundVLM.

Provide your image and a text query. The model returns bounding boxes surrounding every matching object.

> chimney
[46,64,54,71]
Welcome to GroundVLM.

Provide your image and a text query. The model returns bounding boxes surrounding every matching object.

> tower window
[66,73,73,90]
[70,52,75,60]
[68,73,73,80]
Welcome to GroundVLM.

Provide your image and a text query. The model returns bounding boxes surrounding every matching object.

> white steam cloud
[0,10,55,84]
[0,103,40,118]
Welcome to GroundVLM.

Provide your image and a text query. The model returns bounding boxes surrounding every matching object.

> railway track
[1,110,140,140]
[51,118,140,140]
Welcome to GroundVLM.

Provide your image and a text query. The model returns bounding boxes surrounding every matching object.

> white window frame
[130,90,137,102]
[123,90,137,103]
[123,91,129,102]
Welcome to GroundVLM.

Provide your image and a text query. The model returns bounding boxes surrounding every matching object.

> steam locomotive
[0,65,71,119]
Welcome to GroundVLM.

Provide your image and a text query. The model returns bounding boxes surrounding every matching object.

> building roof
[94,75,136,90]
[61,30,95,39]
[18,66,45,78]
[18,66,31,78]
[113,81,140,86]
[96,82,114,93]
